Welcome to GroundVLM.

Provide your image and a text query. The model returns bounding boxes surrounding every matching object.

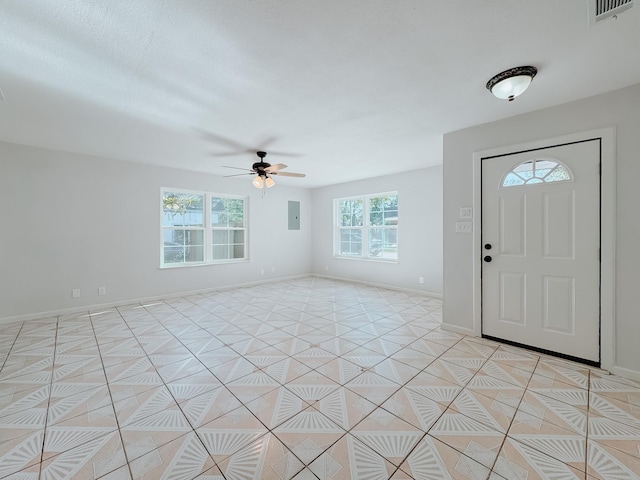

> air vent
[589,0,634,24]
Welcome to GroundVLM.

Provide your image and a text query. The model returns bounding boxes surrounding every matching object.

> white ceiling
[1,1,639,188]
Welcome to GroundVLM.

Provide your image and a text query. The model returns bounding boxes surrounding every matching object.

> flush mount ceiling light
[486,66,538,101]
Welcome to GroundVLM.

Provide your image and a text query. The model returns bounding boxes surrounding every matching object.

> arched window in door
[501,158,572,187]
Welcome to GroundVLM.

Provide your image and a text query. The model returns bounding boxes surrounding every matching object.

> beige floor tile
[429,408,506,469]
[350,407,424,467]
[178,385,243,428]
[404,370,462,406]
[587,439,640,480]
[450,388,517,434]
[397,434,491,480]
[423,358,478,387]
[129,431,215,479]
[120,406,193,462]
[217,433,306,480]
[475,360,533,388]
[0,429,45,478]
[40,430,127,479]
[493,437,585,480]
[113,385,177,427]
[3,279,640,478]
[309,386,378,431]
[589,392,640,428]
[243,385,309,429]
[47,383,113,426]
[379,388,446,433]
[508,410,586,472]
[308,433,398,479]
[313,357,363,385]
[518,390,587,434]
[588,416,640,460]
[165,370,224,402]
[534,359,591,389]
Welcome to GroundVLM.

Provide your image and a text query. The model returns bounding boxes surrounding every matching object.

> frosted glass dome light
[486,66,537,101]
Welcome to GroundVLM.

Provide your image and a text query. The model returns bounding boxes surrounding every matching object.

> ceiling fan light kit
[486,66,537,101]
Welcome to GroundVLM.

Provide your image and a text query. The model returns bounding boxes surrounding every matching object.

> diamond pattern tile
[0,277,638,478]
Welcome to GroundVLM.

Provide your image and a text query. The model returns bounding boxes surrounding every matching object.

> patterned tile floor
[1,277,639,479]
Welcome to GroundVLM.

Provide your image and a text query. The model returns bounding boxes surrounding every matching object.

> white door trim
[471,127,616,371]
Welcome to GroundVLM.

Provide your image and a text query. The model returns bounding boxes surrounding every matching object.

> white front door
[481,140,600,363]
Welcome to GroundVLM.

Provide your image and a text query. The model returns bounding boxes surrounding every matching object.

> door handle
[484,255,492,262]
[484,243,492,250]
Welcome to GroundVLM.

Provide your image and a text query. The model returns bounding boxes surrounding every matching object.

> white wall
[0,141,312,321]
[310,167,443,295]
[443,83,640,376]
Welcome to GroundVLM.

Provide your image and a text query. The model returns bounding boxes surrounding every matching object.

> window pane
[369,195,398,226]
[545,165,571,182]
[369,228,397,259]
[339,228,362,256]
[211,229,246,260]
[212,230,229,245]
[212,197,244,227]
[231,244,244,258]
[163,229,204,264]
[339,200,363,227]
[231,229,244,243]
[503,160,572,188]
[163,193,204,227]
[212,245,228,260]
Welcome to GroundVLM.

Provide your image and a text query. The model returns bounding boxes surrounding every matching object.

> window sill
[333,255,398,264]
[160,259,250,269]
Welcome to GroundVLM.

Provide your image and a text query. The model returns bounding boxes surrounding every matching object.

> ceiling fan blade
[271,171,306,178]
[222,165,255,172]
[209,150,254,157]
[265,151,303,158]
[195,129,250,150]
[265,163,288,173]
[223,172,256,178]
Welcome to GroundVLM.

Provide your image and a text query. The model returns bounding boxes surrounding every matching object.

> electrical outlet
[260,269,265,275]
[455,221,473,233]
[271,267,276,273]
[98,287,106,296]
[325,265,329,271]
[72,289,80,298]
[418,276,424,284]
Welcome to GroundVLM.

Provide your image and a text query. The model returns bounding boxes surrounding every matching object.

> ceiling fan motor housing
[252,161,271,174]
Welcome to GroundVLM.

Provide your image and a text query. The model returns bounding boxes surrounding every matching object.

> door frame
[471,127,616,372]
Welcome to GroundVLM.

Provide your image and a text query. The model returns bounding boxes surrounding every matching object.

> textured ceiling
[1,1,639,187]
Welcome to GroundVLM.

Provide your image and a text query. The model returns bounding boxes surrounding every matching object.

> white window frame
[161,188,248,268]
[333,191,398,262]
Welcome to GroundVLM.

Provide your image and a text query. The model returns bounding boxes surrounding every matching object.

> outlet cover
[98,287,106,296]
[455,221,473,233]
[72,289,80,298]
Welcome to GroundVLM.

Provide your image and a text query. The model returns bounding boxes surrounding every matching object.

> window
[334,192,398,261]
[162,189,247,267]
[502,158,572,187]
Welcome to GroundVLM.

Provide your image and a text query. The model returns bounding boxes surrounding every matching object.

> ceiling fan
[223,151,306,189]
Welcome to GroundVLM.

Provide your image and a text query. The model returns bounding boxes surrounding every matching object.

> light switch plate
[459,207,473,219]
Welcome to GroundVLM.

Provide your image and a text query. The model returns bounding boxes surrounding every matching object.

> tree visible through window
[335,192,398,260]
[162,189,247,266]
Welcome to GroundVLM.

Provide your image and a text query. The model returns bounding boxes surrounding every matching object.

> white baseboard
[311,274,443,299]
[610,365,640,382]
[440,323,476,336]
[0,274,310,325]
